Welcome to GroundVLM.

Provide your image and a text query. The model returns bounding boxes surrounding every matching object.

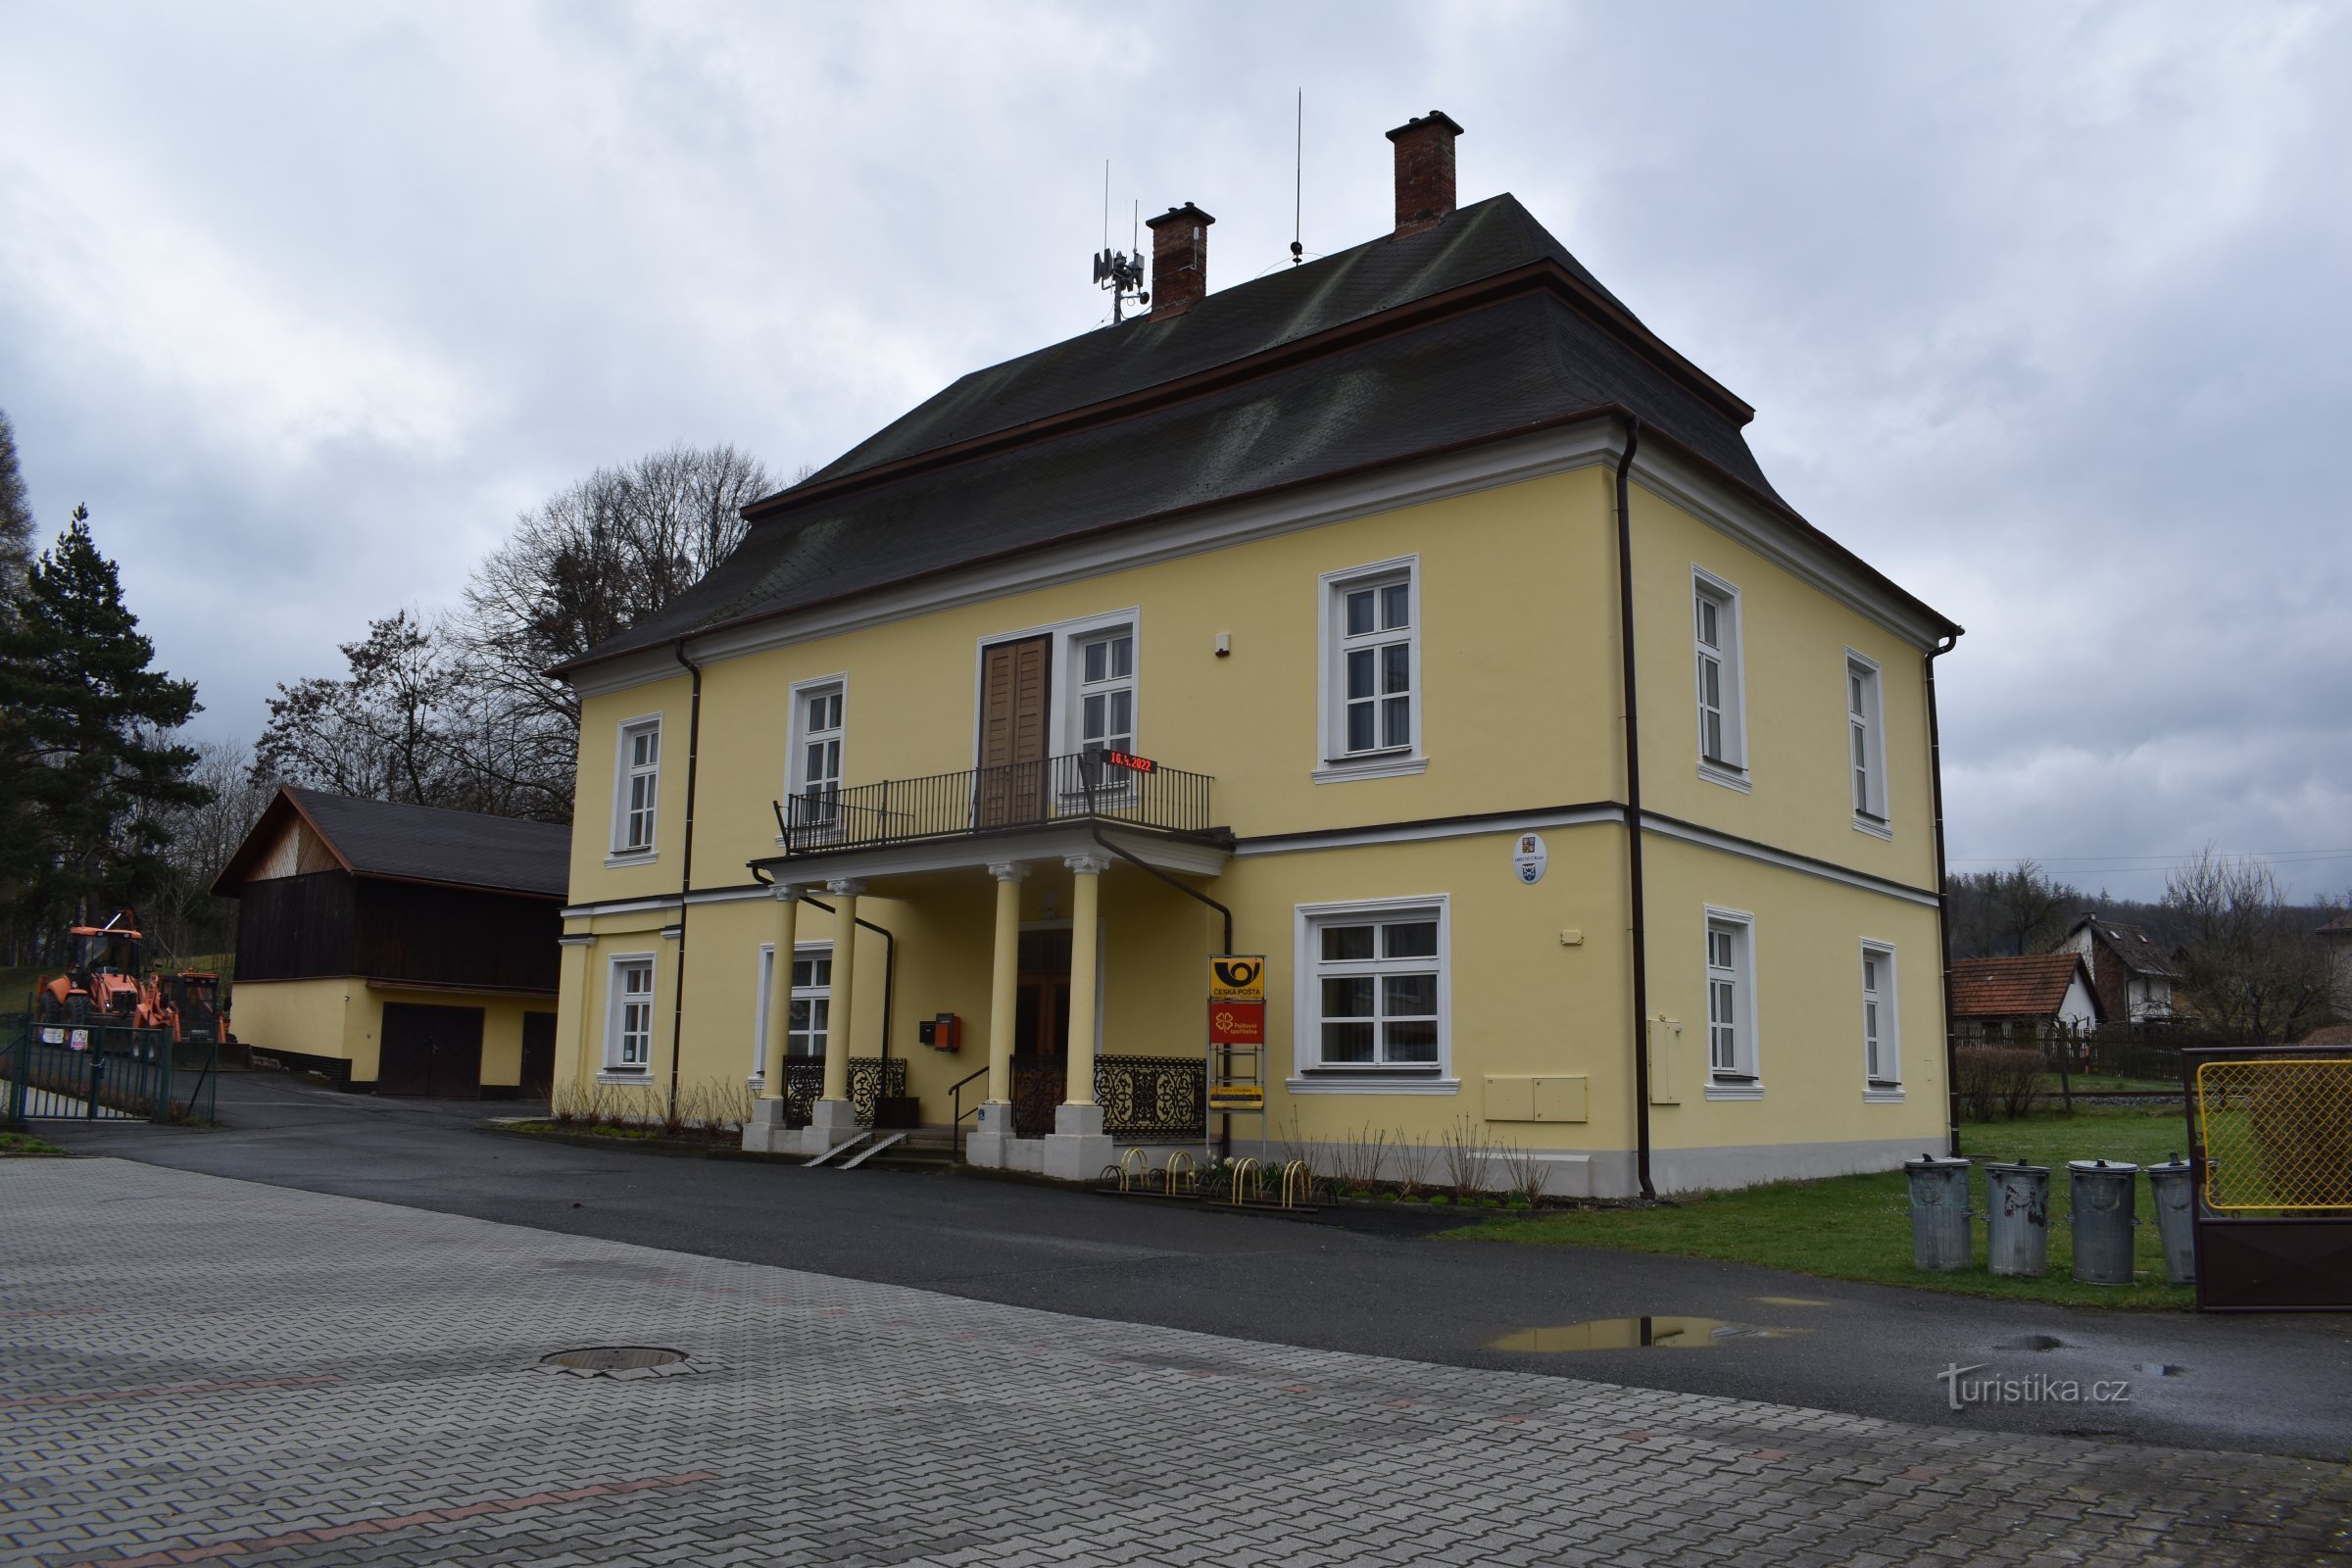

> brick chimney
[1146,203,1215,318]
[1386,111,1464,239]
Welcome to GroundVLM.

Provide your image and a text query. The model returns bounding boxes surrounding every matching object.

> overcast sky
[4,2,2347,902]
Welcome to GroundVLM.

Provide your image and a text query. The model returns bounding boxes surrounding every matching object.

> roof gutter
[665,638,703,1113]
[1926,629,1963,1155]
[1613,415,1655,1200]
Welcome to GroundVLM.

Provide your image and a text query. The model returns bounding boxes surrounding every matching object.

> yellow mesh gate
[2195,1056,2352,1212]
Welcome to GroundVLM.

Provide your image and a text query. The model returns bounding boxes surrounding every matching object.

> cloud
[2,0,2346,900]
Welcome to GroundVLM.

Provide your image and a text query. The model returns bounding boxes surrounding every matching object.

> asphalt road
[39,1068,2352,1462]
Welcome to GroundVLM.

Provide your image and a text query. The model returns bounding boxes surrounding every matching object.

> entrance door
[1011,928,1071,1137]
[977,635,1051,828]
[519,1011,557,1098]
[377,1003,485,1098]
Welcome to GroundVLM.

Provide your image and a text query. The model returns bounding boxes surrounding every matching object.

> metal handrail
[775,751,1217,858]
[948,1062,990,1161]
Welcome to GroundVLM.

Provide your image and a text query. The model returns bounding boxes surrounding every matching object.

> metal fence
[3,1013,217,1124]
[2185,1046,2352,1310]
[778,751,1217,858]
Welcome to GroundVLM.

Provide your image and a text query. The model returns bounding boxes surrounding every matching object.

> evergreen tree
[0,409,33,601]
[0,506,208,953]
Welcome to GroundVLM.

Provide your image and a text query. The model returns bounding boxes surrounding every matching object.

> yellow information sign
[1208,1084,1265,1112]
[1207,956,1267,1003]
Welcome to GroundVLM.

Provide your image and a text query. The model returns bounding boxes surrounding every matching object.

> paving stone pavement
[4,1158,2346,1568]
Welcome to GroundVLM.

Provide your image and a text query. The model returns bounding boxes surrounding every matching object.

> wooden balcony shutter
[978,635,1051,827]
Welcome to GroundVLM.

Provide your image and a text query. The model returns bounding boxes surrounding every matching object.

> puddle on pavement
[1751,1296,1832,1307]
[1489,1316,1808,1352]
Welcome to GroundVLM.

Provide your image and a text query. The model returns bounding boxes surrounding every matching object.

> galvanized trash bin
[2069,1159,2139,1285]
[2145,1154,2196,1286]
[1904,1154,1974,1272]
[1984,1160,2051,1278]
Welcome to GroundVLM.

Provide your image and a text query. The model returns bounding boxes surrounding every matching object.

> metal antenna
[1091,189,1150,323]
[1291,89,1303,265]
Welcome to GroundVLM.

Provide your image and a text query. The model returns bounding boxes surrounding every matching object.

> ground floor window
[1703,908,1757,1087]
[1861,940,1899,1088]
[1295,896,1448,1077]
[606,956,655,1072]
[753,943,833,1074]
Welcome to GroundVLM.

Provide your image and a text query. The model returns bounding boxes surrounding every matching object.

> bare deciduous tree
[2164,848,2338,1044]
[1948,860,2085,958]
[145,737,276,959]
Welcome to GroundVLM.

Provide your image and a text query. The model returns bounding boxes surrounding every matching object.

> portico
[739,755,1230,1170]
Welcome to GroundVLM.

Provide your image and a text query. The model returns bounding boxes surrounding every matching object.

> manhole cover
[541,1347,685,1371]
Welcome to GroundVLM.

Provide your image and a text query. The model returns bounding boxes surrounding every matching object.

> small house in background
[1948,953,2104,1044]
[213,788,569,1098]
[2056,915,2178,1022]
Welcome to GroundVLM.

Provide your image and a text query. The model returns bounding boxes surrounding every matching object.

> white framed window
[1861,939,1901,1096]
[1702,907,1760,1097]
[1315,558,1424,782]
[1846,651,1889,836]
[604,956,656,1073]
[1076,629,1135,758]
[611,716,662,858]
[787,677,846,835]
[1692,568,1747,791]
[752,942,834,1077]
[1292,895,1451,1087]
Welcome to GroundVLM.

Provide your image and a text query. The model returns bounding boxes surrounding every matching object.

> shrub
[1955,1045,2044,1121]
[1441,1116,1494,1200]
[1394,1133,1433,1198]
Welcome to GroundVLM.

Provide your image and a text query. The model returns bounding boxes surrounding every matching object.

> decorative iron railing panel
[776,1056,906,1128]
[779,752,1215,858]
[1098,1055,1206,1141]
[1009,1054,1205,1142]
[1010,1055,1065,1140]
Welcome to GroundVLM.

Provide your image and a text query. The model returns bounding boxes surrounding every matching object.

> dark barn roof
[213,788,572,900]
[564,192,1955,674]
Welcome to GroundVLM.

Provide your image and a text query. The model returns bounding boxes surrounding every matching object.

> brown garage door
[377,1003,485,1098]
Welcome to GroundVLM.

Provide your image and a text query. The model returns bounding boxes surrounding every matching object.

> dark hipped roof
[1950,954,2102,1021]
[214,788,572,900]
[565,192,1956,672]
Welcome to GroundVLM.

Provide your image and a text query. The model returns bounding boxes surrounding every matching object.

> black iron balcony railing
[774,751,1217,858]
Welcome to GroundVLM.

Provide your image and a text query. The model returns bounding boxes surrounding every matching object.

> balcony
[772,751,1224,860]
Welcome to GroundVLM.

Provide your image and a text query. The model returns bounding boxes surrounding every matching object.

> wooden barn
[214,788,569,1098]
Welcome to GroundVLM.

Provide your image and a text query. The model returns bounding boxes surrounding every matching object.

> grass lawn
[1461,1104,2195,1310]
[1,1129,69,1156]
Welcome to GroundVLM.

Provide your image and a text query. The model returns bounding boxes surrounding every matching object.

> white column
[986,862,1027,1106]
[1061,855,1109,1106]
[758,885,802,1099]
[1040,854,1115,1183]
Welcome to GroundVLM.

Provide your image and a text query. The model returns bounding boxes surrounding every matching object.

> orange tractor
[30,911,230,1043]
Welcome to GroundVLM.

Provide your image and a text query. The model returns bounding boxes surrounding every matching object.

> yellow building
[549,111,1963,1196]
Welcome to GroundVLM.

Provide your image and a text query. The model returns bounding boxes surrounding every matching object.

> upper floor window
[1704,909,1759,1092]
[789,680,845,832]
[1847,653,1888,835]
[1861,941,1899,1089]
[606,956,655,1071]
[1319,559,1420,776]
[1296,896,1448,1078]
[1077,630,1135,758]
[612,718,662,856]
[1692,569,1746,788]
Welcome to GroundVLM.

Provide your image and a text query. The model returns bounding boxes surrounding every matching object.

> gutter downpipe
[750,860,898,1077]
[666,640,703,1113]
[1614,415,1656,1200]
[1926,631,1962,1155]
